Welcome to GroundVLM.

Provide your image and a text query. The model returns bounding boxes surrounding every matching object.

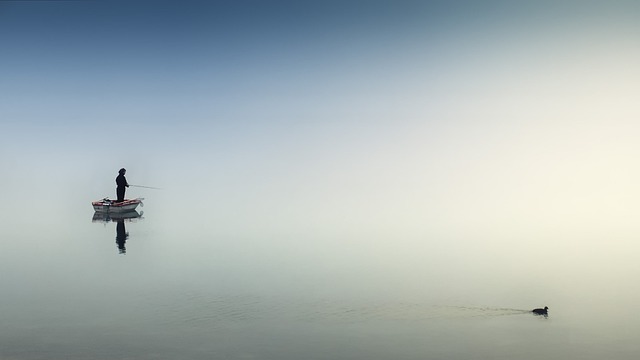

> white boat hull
[92,198,143,213]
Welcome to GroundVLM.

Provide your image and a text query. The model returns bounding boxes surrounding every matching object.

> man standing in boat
[116,168,129,202]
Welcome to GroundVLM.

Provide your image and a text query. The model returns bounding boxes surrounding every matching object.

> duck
[532,306,548,315]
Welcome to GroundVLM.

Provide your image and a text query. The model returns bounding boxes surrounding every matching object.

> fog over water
[2,1,640,359]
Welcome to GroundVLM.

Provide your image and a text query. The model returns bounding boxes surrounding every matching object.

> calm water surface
[2,191,639,360]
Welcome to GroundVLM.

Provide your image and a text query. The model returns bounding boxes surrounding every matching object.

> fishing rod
[129,185,163,190]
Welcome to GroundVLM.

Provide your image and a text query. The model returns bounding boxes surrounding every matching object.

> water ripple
[138,291,533,327]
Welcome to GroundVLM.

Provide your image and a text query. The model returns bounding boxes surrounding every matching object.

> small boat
[92,198,144,213]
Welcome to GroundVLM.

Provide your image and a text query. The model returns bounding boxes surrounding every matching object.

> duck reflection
[92,210,143,254]
[116,220,129,254]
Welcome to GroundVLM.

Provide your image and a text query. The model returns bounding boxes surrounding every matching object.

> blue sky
[2,1,640,239]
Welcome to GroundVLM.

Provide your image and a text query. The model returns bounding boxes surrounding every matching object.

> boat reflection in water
[92,210,143,223]
[92,210,144,254]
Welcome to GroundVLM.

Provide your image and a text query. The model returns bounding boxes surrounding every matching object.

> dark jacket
[116,174,129,188]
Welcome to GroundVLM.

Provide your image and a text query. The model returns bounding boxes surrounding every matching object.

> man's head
[119,168,126,174]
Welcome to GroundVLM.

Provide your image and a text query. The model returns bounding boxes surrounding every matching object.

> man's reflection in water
[116,220,129,254]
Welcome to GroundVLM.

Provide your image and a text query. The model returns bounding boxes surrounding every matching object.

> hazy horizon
[3,1,640,249]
